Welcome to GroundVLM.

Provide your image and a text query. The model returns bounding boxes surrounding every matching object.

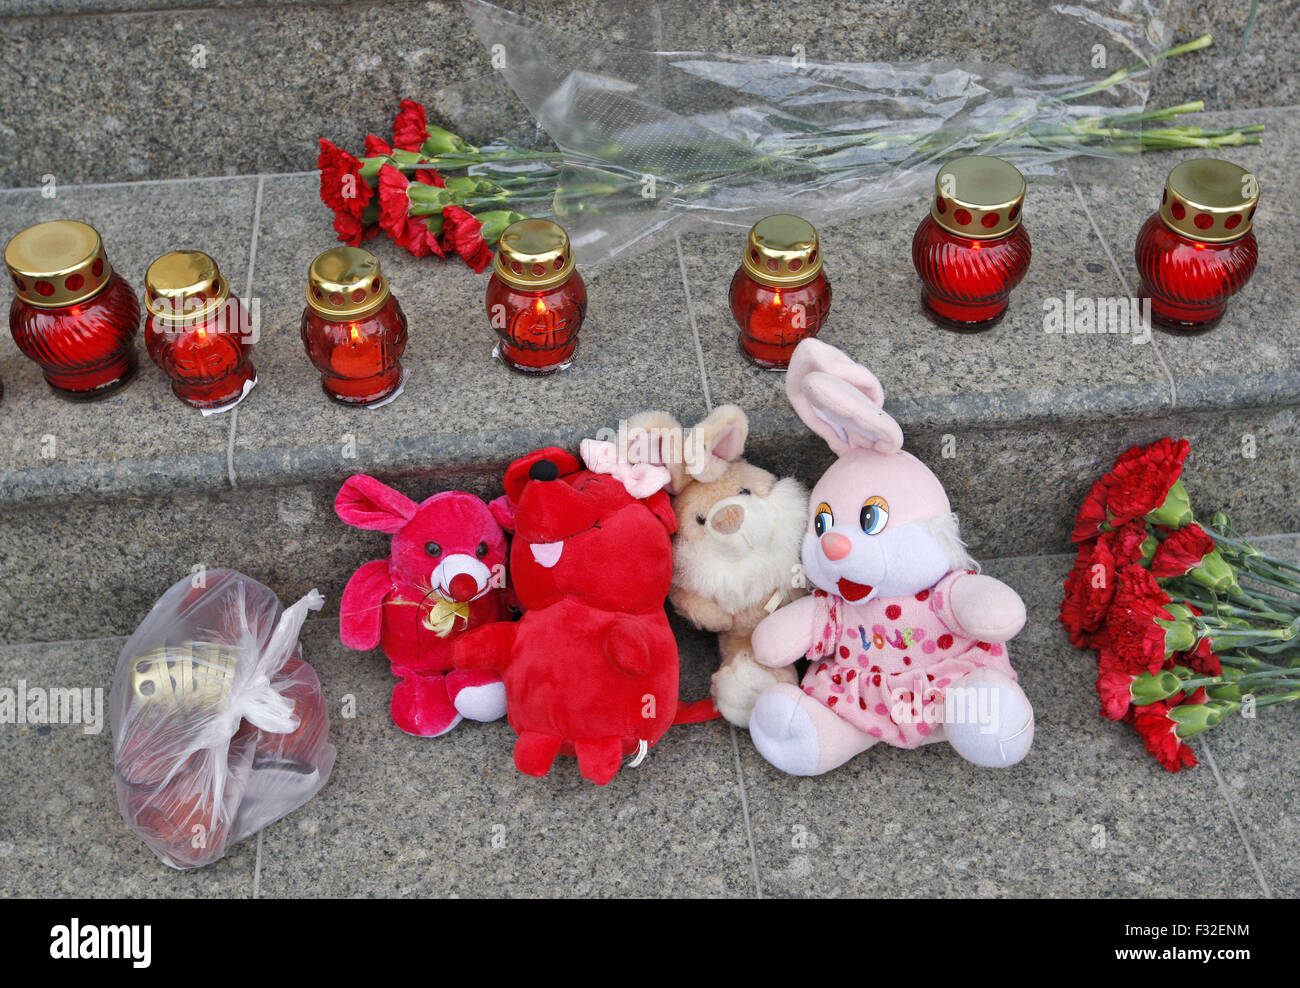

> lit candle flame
[349,322,361,343]
[534,297,546,314]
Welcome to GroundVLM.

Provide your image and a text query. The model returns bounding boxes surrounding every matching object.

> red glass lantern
[143,251,256,409]
[486,218,586,374]
[1135,158,1259,332]
[912,156,1031,332]
[301,247,408,405]
[5,220,140,400]
[729,214,831,369]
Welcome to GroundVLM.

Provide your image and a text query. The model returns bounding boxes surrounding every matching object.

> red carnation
[365,134,393,158]
[1151,523,1215,578]
[1103,438,1191,528]
[393,98,430,153]
[1071,479,1110,542]
[440,205,493,273]
[331,208,381,247]
[1132,700,1198,771]
[378,164,415,241]
[1096,661,1137,721]
[1172,636,1222,677]
[394,215,447,259]
[1060,539,1115,648]
[1106,565,1179,674]
[318,139,372,220]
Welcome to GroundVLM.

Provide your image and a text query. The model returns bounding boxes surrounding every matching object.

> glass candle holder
[486,218,586,374]
[5,220,140,400]
[144,250,256,409]
[912,156,1031,332]
[301,247,408,405]
[1135,158,1259,332]
[729,214,831,369]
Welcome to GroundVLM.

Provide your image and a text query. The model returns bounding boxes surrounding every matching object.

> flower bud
[1130,670,1183,705]
[1188,548,1241,594]
[1146,479,1194,529]
[476,210,525,246]
[1206,667,1246,701]
[1169,701,1226,738]
[421,125,473,157]
[1156,612,1197,655]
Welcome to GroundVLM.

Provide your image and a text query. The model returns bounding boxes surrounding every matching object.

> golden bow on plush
[421,594,470,637]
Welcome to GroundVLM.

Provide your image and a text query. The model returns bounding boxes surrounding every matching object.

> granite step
[0,0,1292,187]
[2,104,1297,644]
[2,543,1294,897]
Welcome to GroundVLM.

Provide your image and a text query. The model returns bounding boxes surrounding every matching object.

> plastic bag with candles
[110,570,336,869]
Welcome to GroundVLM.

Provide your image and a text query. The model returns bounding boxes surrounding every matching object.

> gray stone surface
[1067,107,1299,413]
[738,552,1280,898]
[4,546,1294,897]
[228,172,711,491]
[0,635,258,896]
[0,178,257,505]
[1,1,1282,186]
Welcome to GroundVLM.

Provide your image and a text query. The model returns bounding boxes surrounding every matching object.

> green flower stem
[1056,34,1214,103]
[1178,668,1300,692]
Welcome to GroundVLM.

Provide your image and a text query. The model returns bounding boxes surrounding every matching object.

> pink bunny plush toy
[336,475,512,738]
[749,339,1034,775]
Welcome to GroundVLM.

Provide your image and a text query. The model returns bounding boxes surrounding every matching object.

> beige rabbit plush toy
[627,407,809,726]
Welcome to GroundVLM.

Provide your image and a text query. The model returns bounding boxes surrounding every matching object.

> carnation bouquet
[1061,439,1300,771]
[319,2,1265,272]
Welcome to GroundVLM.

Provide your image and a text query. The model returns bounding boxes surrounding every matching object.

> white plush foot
[713,656,797,728]
[944,671,1034,768]
[453,681,508,722]
[749,686,821,776]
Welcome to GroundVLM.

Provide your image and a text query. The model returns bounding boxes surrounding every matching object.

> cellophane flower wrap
[318,1,1264,271]
[110,570,336,869]
[1061,439,1300,772]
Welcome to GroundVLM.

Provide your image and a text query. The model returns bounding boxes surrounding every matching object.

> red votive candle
[729,214,831,369]
[912,156,1031,332]
[144,250,255,409]
[301,246,408,405]
[5,220,140,400]
[486,218,586,374]
[1135,157,1259,332]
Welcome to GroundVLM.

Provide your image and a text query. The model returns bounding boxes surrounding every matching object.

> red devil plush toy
[336,476,512,738]
[453,447,718,785]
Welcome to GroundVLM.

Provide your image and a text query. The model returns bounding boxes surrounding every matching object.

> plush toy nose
[446,572,480,603]
[821,532,852,561]
[529,459,559,482]
[710,503,745,535]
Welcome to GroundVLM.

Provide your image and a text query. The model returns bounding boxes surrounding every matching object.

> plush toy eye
[475,541,489,559]
[860,497,889,536]
[425,542,442,557]
[813,502,834,537]
[738,488,751,496]
[696,514,706,526]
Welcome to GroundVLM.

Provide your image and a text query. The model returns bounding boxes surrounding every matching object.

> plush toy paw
[943,670,1034,768]
[712,652,798,727]
[749,684,823,776]
[948,574,1027,643]
[390,674,462,738]
[446,669,507,722]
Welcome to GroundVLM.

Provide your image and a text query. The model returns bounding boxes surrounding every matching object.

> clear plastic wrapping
[111,570,335,869]
[462,0,1175,265]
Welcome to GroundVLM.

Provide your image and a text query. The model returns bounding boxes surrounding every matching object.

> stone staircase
[0,0,1295,897]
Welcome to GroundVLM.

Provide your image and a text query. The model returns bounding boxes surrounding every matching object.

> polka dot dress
[802,571,1017,748]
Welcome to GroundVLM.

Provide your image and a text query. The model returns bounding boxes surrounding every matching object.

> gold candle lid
[129,641,236,711]
[493,219,576,290]
[306,246,391,319]
[741,214,822,288]
[145,250,230,325]
[1160,158,1258,243]
[4,219,114,308]
[931,156,1026,239]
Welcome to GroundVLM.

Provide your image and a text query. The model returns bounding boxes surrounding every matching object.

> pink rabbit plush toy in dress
[749,339,1034,775]
[336,475,512,738]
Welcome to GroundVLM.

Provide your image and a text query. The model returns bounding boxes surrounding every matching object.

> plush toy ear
[642,489,677,535]
[488,494,516,534]
[686,404,748,483]
[786,338,903,455]
[625,410,689,495]
[502,447,584,505]
[335,474,419,533]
